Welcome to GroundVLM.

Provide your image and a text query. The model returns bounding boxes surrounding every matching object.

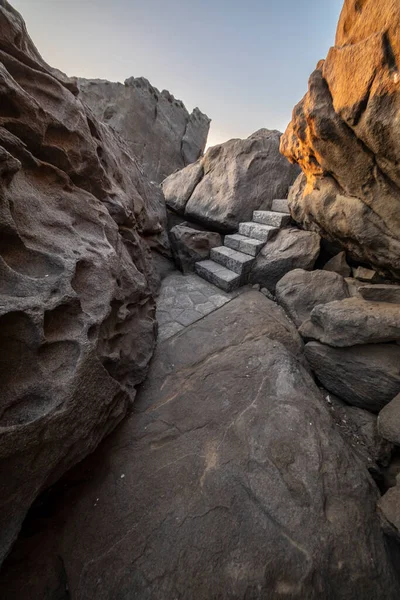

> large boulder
[300,298,400,346]
[169,224,222,273]
[275,268,349,327]
[78,77,210,183]
[305,342,400,413]
[162,129,300,232]
[249,228,321,292]
[0,0,164,563]
[280,0,400,280]
[0,291,399,599]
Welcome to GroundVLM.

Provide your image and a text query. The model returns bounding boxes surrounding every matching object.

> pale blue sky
[12,0,343,146]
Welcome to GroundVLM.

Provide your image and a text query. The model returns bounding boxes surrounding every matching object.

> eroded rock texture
[0,292,399,599]
[0,0,165,563]
[280,0,400,280]
[163,129,300,232]
[78,77,211,183]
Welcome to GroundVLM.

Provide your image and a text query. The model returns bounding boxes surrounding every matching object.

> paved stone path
[156,270,241,341]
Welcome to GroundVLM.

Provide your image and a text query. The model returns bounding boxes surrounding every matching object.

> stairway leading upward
[195,199,290,292]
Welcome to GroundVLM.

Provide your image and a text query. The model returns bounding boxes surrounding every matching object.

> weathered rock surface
[305,342,400,413]
[276,269,349,327]
[169,224,222,273]
[249,228,320,292]
[0,0,164,563]
[280,0,400,280]
[321,389,392,476]
[78,77,210,183]
[300,298,400,346]
[323,251,351,278]
[379,394,400,446]
[163,129,300,232]
[378,479,400,542]
[0,291,399,599]
[359,284,400,304]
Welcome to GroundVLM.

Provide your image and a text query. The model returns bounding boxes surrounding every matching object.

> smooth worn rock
[280,0,400,280]
[378,394,400,446]
[163,129,300,232]
[323,251,351,278]
[78,77,210,183]
[305,342,400,413]
[0,0,164,563]
[378,480,400,542]
[300,298,400,346]
[169,224,222,273]
[249,228,321,292]
[358,284,400,304]
[276,269,349,327]
[0,292,398,599]
[321,389,392,476]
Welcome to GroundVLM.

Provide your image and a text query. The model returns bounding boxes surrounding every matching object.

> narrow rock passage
[0,287,398,599]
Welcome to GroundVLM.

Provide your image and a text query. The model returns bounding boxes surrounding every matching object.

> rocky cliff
[78,77,211,183]
[280,0,400,280]
[0,0,166,563]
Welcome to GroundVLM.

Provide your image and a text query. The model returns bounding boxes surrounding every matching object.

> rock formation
[280,0,400,280]
[78,77,211,183]
[0,0,166,563]
[1,292,399,599]
[163,129,300,232]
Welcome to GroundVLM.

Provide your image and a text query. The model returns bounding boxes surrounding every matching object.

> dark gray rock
[323,251,351,277]
[378,480,400,542]
[320,389,392,476]
[300,298,400,347]
[162,129,300,231]
[0,292,398,599]
[275,269,349,327]
[305,342,400,413]
[378,394,400,446]
[249,228,321,292]
[169,224,222,273]
[78,78,210,183]
[0,0,162,563]
[358,284,400,304]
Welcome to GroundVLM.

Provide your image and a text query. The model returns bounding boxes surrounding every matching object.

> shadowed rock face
[163,129,300,232]
[0,0,166,563]
[78,77,211,183]
[280,0,400,280]
[0,292,399,599]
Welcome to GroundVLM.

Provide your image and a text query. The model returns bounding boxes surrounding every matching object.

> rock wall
[0,0,166,563]
[78,77,211,183]
[163,129,300,232]
[280,0,400,280]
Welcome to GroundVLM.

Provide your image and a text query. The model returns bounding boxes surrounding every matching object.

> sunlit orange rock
[281,0,400,279]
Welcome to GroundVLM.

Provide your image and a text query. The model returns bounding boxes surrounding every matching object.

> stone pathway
[156,271,241,342]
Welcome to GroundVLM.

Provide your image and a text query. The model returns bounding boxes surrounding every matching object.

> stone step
[271,199,290,214]
[211,246,254,275]
[224,233,264,257]
[239,222,278,242]
[195,260,241,292]
[253,210,291,228]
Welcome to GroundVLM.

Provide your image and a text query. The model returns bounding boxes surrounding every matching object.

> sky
[12,0,343,147]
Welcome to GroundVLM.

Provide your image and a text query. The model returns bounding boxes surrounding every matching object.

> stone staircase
[195,199,290,291]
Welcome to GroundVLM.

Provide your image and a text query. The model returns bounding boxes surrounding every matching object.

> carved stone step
[195,260,241,292]
[224,234,264,257]
[211,246,254,275]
